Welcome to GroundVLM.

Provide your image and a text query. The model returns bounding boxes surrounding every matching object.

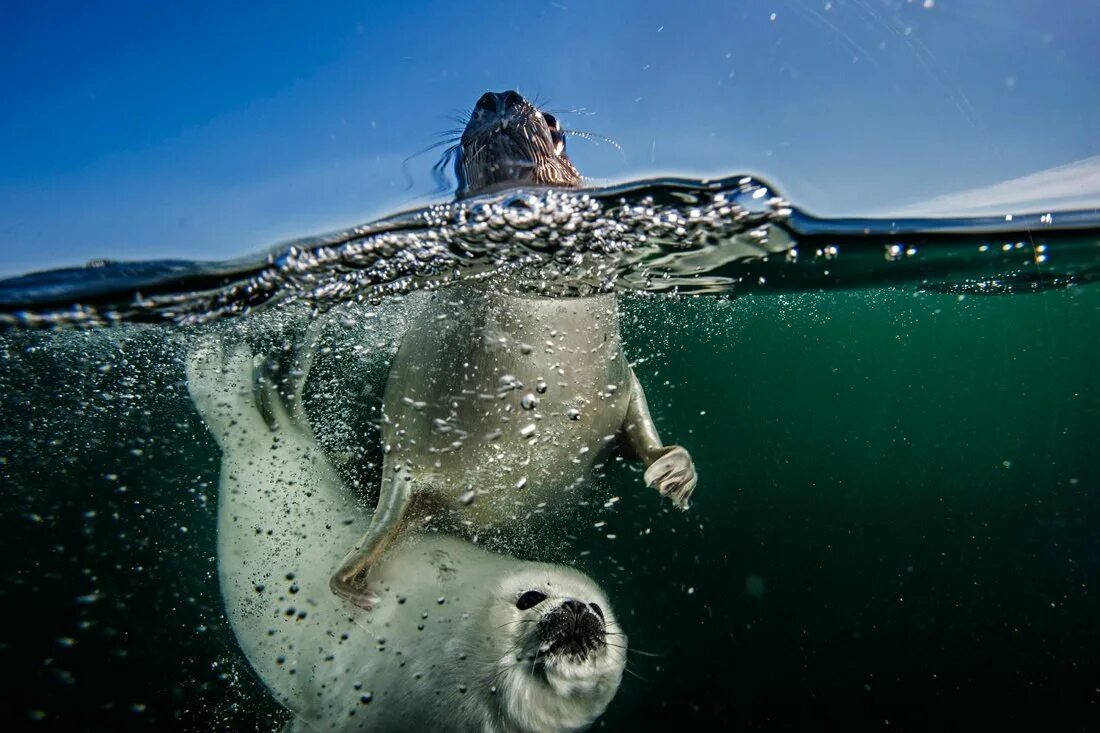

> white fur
[186,337,626,732]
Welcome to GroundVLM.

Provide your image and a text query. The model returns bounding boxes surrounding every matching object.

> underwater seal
[186,334,627,732]
[331,90,698,608]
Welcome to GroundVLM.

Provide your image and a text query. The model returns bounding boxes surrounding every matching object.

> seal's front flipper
[329,469,414,610]
[622,368,698,510]
[643,446,697,510]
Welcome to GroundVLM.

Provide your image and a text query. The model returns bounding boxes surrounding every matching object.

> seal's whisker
[621,662,650,683]
[430,144,461,192]
[529,642,541,677]
[604,641,660,658]
[448,108,473,125]
[495,618,539,630]
[564,129,627,160]
[403,139,461,191]
[546,105,595,116]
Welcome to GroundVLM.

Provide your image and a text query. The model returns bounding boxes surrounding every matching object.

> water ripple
[1,175,1097,329]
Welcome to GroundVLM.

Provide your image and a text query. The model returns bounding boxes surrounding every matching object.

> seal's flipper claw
[643,445,697,511]
[667,473,697,510]
[257,364,296,432]
[252,317,328,433]
[329,471,414,608]
[285,316,328,425]
[296,316,328,384]
[329,574,381,611]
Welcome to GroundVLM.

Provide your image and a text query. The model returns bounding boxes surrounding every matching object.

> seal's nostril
[562,599,587,617]
[475,93,498,114]
[501,90,524,109]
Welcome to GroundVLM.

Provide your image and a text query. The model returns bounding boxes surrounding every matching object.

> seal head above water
[455,90,582,198]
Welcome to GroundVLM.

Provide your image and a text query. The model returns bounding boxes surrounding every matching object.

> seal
[186,332,627,733]
[454,89,581,198]
[331,91,698,609]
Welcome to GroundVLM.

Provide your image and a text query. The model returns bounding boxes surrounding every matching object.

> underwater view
[2,2,1098,732]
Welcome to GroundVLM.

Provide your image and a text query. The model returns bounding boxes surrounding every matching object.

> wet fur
[187,334,626,732]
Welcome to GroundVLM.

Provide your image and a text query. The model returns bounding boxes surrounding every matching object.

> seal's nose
[558,594,594,629]
[474,92,499,114]
[538,598,605,657]
[475,90,525,116]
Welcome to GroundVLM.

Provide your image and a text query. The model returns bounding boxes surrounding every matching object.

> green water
[601,289,1097,729]
[1,286,1096,730]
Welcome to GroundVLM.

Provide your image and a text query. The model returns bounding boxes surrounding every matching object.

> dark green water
[1,285,1096,731]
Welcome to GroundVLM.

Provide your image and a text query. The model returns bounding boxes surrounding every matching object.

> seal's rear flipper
[329,470,414,610]
[186,339,268,447]
[289,317,326,423]
[256,317,328,434]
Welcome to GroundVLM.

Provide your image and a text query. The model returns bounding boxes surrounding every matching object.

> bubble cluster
[0,176,790,328]
[2,173,1094,330]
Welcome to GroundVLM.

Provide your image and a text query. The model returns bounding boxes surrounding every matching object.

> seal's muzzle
[539,598,607,660]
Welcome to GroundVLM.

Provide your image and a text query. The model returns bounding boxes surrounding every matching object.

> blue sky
[1,0,1097,276]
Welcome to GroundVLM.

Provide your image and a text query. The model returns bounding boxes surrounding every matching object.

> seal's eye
[589,603,605,621]
[546,120,566,156]
[516,590,548,610]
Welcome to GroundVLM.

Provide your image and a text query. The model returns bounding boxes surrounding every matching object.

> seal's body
[187,337,627,733]
[331,91,697,608]
[381,285,631,528]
